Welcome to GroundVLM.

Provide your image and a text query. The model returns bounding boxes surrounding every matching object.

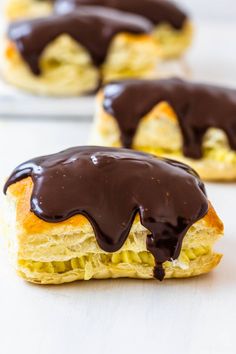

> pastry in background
[2,7,157,96]
[92,78,236,181]
[55,0,193,60]
[3,146,223,284]
[6,0,193,60]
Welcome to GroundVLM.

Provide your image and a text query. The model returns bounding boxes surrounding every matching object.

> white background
[0,1,236,354]
[178,0,236,23]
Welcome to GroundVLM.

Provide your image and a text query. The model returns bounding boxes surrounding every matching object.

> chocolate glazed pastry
[4,146,209,281]
[7,7,152,75]
[103,78,236,159]
[54,0,187,30]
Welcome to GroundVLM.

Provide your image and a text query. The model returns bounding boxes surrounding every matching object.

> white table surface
[0,21,236,354]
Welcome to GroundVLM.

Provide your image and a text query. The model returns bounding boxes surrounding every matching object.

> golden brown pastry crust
[9,177,89,236]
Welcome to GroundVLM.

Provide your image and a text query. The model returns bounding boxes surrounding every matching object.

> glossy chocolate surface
[103,78,236,159]
[4,146,208,280]
[8,7,152,75]
[54,0,187,29]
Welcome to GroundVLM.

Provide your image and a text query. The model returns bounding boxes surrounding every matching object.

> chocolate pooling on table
[4,146,208,280]
[54,0,187,30]
[7,7,152,75]
[103,78,236,159]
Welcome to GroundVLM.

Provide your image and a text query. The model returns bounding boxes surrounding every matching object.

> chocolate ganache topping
[54,0,187,30]
[8,7,152,75]
[4,146,208,280]
[103,78,236,159]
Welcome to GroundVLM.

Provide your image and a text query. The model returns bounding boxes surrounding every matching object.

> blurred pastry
[55,0,193,59]
[92,78,236,181]
[3,146,223,284]
[2,7,157,96]
[6,0,193,59]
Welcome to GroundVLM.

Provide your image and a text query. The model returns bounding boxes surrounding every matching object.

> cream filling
[18,245,211,280]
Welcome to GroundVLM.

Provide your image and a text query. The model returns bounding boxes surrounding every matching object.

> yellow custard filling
[137,144,236,164]
[19,246,210,276]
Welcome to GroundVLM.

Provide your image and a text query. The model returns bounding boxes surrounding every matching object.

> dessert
[2,7,157,95]
[93,78,236,180]
[3,146,223,284]
[6,0,192,59]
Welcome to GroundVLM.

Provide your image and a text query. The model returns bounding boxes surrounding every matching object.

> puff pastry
[2,8,157,96]
[5,0,192,59]
[3,146,223,284]
[92,78,236,181]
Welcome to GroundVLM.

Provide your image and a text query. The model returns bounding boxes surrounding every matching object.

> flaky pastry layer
[3,177,223,284]
[92,94,236,181]
[1,33,157,96]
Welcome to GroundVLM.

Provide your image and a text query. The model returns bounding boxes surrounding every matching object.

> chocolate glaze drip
[8,7,152,75]
[54,0,187,30]
[103,78,236,159]
[4,146,208,280]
